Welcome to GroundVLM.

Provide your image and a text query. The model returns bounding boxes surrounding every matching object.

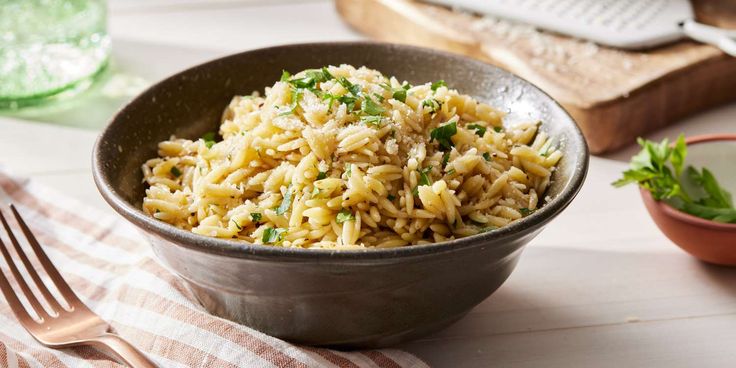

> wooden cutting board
[336,0,736,154]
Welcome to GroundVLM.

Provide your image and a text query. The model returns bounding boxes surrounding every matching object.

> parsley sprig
[613,135,736,223]
[430,120,457,151]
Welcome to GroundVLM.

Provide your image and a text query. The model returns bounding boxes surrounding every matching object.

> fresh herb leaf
[337,94,358,111]
[482,152,491,161]
[317,171,327,180]
[338,77,361,96]
[467,123,486,137]
[431,80,447,92]
[441,151,451,168]
[519,208,534,217]
[387,194,396,201]
[362,96,385,116]
[421,98,442,114]
[493,126,504,133]
[279,87,303,116]
[429,121,457,150]
[201,132,217,149]
[170,166,182,177]
[613,135,736,223]
[336,208,355,224]
[250,212,262,222]
[280,70,291,82]
[446,169,456,175]
[276,184,293,215]
[231,219,243,231]
[372,93,385,102]
[262,227,286,244]
[360,115,383,127]
[392,88,407,103]
[418,166,432,187]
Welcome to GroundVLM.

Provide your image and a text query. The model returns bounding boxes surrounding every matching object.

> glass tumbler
[0,0,110,109]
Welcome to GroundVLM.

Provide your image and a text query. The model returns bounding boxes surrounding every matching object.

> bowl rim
[639,133,736,231]
[92,41,589,260]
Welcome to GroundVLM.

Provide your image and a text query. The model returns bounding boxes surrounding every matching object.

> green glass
[0,0,110,109]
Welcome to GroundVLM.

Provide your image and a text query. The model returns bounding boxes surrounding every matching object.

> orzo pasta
[141,65,562,249]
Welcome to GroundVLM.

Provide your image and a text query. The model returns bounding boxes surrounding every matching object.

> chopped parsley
[278,87,302,116]
[344,163,352,178]
[276,184,293,215]
[493,126,504,133]
[170,166,182,177]
[421,98,442,114]
[467,123,487,137]
[387,194,396,201]
[441,151,451,168]
[362,96,385,116]
[262,227,286,244]
[385,82,411,103]
[336,208,355,224]
[431,80,447,92]
[231,219,243,231]
[429,121,457,150]
[360,115,383,127]
[338,77,361,96]
[316,171,327,180]
[201,132,217,149]
[446,169,456,175]
[280,70,291,82]
[520,208,534,217]
[418,166,432,187]
[250,212,262,222]
[483,152,491,161]
[337,94,358,111]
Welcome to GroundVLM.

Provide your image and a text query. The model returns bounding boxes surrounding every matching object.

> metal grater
[429,0,736,56]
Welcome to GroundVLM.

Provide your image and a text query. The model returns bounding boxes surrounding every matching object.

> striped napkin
[0,168,428,368]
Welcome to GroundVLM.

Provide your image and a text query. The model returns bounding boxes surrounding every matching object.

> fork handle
[89,333,157,368]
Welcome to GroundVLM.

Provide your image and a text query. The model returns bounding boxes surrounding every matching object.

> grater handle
[681,19,736,57]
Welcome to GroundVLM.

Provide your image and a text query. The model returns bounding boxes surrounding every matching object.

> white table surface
[1,1,735,367]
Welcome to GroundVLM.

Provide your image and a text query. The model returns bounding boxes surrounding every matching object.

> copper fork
[0,205,156,368]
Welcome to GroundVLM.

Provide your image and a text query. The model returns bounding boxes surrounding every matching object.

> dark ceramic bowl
[93,42,589,348]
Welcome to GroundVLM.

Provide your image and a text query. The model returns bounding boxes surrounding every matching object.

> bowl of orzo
[93,42,588,348]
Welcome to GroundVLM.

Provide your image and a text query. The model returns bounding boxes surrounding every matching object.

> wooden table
[1,1,734,367]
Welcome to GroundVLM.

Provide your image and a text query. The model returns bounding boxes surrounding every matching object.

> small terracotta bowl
[640,134,736,266]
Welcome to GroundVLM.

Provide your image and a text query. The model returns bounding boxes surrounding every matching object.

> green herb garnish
[337,94,358,111]
[441,151,451,168]
[201,132,217,149]
[418,166,432,187]
[387,194,396,201]
[613,135,736,223]
[362,95,385,116]
[493,126,503,133]
[482,152,491,161]
[467,123,487,137]
[262,227,286,244]
[280,70,291,82]
[279,87,303,116]
[519,208,534,217]
[276,184,293,216]
[336,208,355,224]
[317,171,327,180]
[170,166,182,177]
[345,163,352,178]
[430,121,457,150]
[431,80,447,92]
[360,115,383,127]
[421,98,442,114]
[250,212,262,222]
[338,77,361,96]
[231,219,243,230]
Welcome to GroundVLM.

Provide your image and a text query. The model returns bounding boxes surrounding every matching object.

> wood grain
[336,0,736,154]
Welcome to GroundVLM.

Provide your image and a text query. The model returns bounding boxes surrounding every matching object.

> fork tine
[9,205,84,309]
[0,208,65,314]
[0,232,48,319]
[0,263,37,325]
